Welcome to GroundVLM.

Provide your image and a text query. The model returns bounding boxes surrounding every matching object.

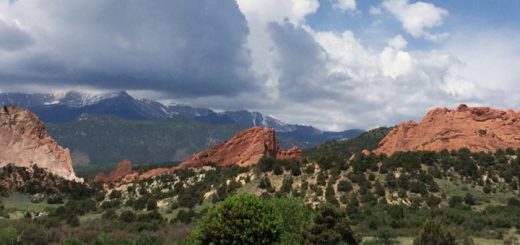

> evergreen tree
[303,205,359,245]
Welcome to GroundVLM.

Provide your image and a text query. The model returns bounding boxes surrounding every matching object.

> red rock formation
[103,127,302,182]
[179,127,301,168]
[95,159,171,184]
[277,146,303,161]
[0,106,79,181]
[374,104,520,156]
[138,168,171,180]
[95,159,134,182]
[361,149,370,156]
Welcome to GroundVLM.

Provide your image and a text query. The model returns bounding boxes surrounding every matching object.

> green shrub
[305,164,315,174]
[47,195,64,204]
[100,200,121,209]
[271,198,312,244]
[134,234,163,245]
[317,171,327,186]
[258,157,276,172]
[62,238,83,245]
[175,209,196,224]
[325,185,339,206]
[0,227,17,244]
[101,209,118,220]
[338,180,353,193]
[280,177,294,194]
[374,181,386,197]
[464,193,476,205]
[66,215,80,227]
[302,205,359,245]
[273,164,284,175]
[258,176,272,190]
[191,193,283,244]
[109,190,122,199]
[507,197,520,206]
[120,210,136,223]
[426,195,441,208]
[146,198,158,210]
[449,195,464,208]
[375,227,398,245]
[413,218,456,245]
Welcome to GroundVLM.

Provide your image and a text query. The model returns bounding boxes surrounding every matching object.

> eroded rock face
[107,127,301,182]
[95,159,171,184]
[277,146,303,161]
[179,127,301,168]
[95,159,134,183]
[138,168,171,180]
[374,104,520,156]
[0,106,79,181]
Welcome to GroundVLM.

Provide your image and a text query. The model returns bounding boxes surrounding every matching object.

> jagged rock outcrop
[95,159,171,184]
[0,106,79,181]
[104,127,301,182]
[277,146,303,161]
[374,104,520,156]
[95,159,134,183]
[179,127,302,168]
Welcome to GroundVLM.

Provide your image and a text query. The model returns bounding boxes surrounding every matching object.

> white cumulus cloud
[382,0,448,40]
[380,35,412,78]
[333,0,356,12]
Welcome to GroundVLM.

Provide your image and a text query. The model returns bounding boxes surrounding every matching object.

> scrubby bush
[464,193,476,205]
[101,209,118,220]
[47,195,64,204]
[258,176,272,190]
[280,177,293,194]
[191,194,283,244]
[271,198,312,244]
[0,227,18,244]
[109,190,122,199]
[258,157,276,172]
[120,210,136,223]
[175,209,196,224]
[338,180,353,193]
[413,218,456,245]
[146,198,158,210]
[375,227,398,245]
[302,205,359,244]
[449,195,464,208]
[507,197,520,207]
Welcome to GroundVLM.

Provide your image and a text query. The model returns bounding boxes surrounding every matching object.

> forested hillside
[1,148,519,243]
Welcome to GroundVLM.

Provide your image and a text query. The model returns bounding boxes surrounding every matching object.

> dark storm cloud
[0,0,256,97]
[268,21,329,100]
[0,16,33,51]
[268,21,352,102]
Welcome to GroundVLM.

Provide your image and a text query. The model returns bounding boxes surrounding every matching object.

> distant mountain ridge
[0,91,364,149]
[46,114,241,164]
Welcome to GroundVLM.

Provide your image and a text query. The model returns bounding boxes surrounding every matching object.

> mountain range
[0,91,363,164]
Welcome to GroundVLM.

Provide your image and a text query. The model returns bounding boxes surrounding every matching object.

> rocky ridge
[179,127,302,168]
[95,160,170,183]
[375,104,520,155]
[0,106,79,181]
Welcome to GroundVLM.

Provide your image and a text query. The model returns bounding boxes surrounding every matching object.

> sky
[1,0,520,131]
